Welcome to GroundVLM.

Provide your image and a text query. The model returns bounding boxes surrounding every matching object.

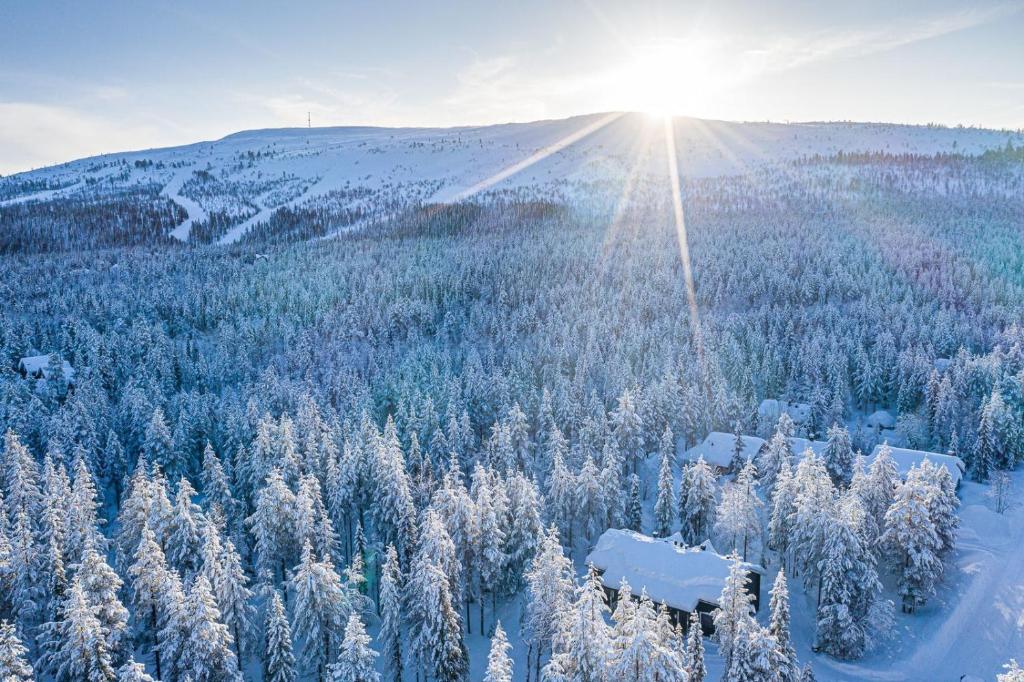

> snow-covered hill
[1,112,1020,245]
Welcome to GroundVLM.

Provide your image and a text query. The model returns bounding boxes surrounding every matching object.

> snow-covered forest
[1,119,1023,681]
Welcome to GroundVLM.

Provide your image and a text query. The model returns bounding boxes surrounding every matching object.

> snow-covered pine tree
[406,549,467,682]
[713,558,757,673]
[715,460,762,561]
[8,507,42,630]
[858,443,899,545]
[726,618,777,682]
[503,472,544,591]
[523,526,574,681]
[127,524,172,679]
[67,456,106,563]
[178,576,241,682]
[756,430,791,497]
[768,569,799,681]
[654,444,675,537]
[556,564,611,680]
[247,468,297,585]
[165,477,204,578]
[611,586,681,682]
[625,473,643,532]
[472,463,507,631]
[611,389,644,475]
[430,465,474,625]
[767,457,796,572]
[201,442,240,532]
[822,424,854,488]
[916,459,959,555]
[546,450,577,546]
[685,610,705,682]
[289,541,347,679]
[329,612,379,682]
[882,469,944,614]
[264,592,296,682]
[378,544,402,682]
[41,575,118,682]
[117,659,156,682]
[577,453,606,542]
[791,450,835,589]
[0,619,33,681]
[0,509,13,621]
[483,621,513,682]
[75,544,130,660]
[729,425,748,473]
[680,456,717,545]
[816,495,885,658]
[372,417,417,564]
[599,440,624,529]
[214,536,255,665]
[143,408,177,482]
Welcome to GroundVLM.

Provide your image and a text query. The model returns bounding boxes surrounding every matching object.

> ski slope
[2,113,1020,244]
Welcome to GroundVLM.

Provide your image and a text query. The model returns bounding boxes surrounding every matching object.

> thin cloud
[745,3,1022,76]
[0,102,164,175]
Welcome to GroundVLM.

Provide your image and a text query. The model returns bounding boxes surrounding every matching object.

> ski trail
[162,169,207,242]
[0,181,83,207]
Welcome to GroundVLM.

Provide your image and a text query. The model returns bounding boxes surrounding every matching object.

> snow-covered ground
[795,471,1024,682]
[3,113,1021,243]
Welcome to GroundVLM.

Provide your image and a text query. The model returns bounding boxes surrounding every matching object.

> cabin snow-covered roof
[866,444,965,487]
[788,437,827,456]
[684,432,764,468]
[758,399,811,424]
[586,529,762,613]
[18,355,75,382]
[866,410,897,430]
[684,432,827,468]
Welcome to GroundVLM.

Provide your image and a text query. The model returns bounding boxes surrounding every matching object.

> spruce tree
[179,576,241,682]
[378,545,403,682]
[329,613,379,682]
[685,611,705,682]
[558,565,611,680]
[715,460,762,561]
[822,424,854,487]
[289,541,347,679]
[75,545,130,660]
[117,659,156,681]
[625,473,643,533]
[680,456,717,545]
[483,621,513,682]
[713,558,756,673]
[165,477,204,578]
[882,468,944,613]
[0,620,33,681]
[264,592,297,682]
[768,569,799,681]
[654,446,675,537]
[42,576,117,682]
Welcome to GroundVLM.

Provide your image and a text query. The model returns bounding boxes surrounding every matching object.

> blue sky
[1,0,1022,174]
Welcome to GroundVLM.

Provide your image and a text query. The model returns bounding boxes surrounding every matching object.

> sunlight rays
[664,116,704,355]
[446,112,624,203]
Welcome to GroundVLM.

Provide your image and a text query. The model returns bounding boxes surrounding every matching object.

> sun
[615,40,718,117]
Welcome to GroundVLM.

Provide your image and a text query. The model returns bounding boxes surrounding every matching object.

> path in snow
[807,474,1024,681]
[0,180,83,207]
[161,168,207,242]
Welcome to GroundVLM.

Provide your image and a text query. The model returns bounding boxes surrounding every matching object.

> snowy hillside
[1,113,1020,246]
